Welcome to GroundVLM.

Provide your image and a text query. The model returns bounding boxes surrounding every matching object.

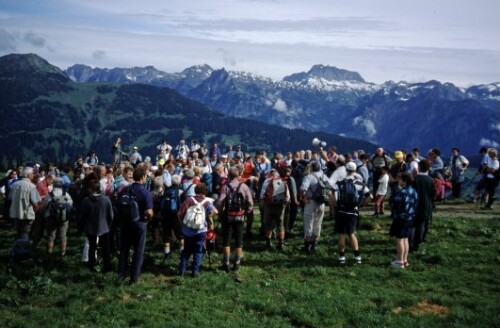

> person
[370,148,392,197]
[225,145,235,159]
[388,151,407,195]
[300,161,330,254]
[389,172,418,268]
[332,162,372,264]
[373,166,389,216]
[85,151,99,167]
[160,174,184,258]
[209,143,221,160]
[428,148,444,177]
[411,159,435,252]
[157,140,173,158]
[471,147,490,203]
[260,169,290,250]
[406,153,419,176]
[129,146,143,167]
[118,167,154,284]
[177,183,217,277]
[0,169,17,223]
[80,179,113,272]
[216,167,253,272]
[41,177,74,256]
[112,138,127,167]
[449,148,469,198]
[357,154,370,184]
[482,148,499,210]
[283,166,300,237]
[235,145,244,159]
[9,167,42,241]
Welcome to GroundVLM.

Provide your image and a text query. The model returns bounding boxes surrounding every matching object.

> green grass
[0,202,499,327]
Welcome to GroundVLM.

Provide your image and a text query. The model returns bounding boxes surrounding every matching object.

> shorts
[262,203,285,232]
[221,220,244,248]
[45,219,69,243]
[161,213,183,243]
[389,219,413,239]
[334,211,358,235]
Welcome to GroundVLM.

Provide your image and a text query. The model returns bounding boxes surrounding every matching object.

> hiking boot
[338,256,346,264]
[303,241,311,254]
[354,256,362,264]
[191,272,200,278]
[391,260,405,268]
[403,261,410,268]
[233,262,240,271]
[309,242,317,254]
[220,263,230,273]
[266,239,274,250]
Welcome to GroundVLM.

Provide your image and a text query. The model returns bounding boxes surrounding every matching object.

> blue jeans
[118,220,147,283]
[179,232,206,275]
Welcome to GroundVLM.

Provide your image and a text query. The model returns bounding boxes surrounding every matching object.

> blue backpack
[201,173,213,194]
[336,179,362,210]
[160,186,180,216]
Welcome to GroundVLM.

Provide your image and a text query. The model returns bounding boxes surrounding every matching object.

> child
[389,172,418,268]
[374,166,389,216]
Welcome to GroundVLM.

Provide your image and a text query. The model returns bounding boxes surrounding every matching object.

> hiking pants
[118,220,147,283]
[87,233,112,272]
[179,232,206,275]
[303,201,325,238]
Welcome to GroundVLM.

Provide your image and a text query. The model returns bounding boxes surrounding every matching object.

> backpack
[265,177,288,205]
[311,175,331,204]
[118,186,141,223]
[183,197,208,231]
[225,183,247,217]
[201,173,213,194]
[11,238,31,261]
[46,191,70,225]
[180,183,194,203]
[160,186,180,216]
[336,179,362,210]
[391,187,417,221]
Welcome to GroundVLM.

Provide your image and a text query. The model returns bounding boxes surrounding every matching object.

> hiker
[357,153,370,184]
[79,179,113,272]
[177,183,217,277]
[160,174,184,258]
[0,169,18,223]
[118,167,154,284]
[428,148,444,177]
[283,166,300,237]
[260,169,290,250]
[112,137,127,167]
[370,147,392,197]
[373,166,389,216]
[41,177,73,256]
[85,151,99,167]
[471,147,490,203]
[389,172,418,268]
[129,146,143,167]
[389,151,407,195]
[328,155,347,186]
[9,167,42,241]
[482,148,499,210]
[449,148,469,199]
[411,159,435,252]
[216,167,253,272]
[175,140,190,160]
[300,161,330,254]
[332,162,372,264]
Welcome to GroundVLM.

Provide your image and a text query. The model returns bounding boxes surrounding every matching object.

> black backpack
[160,186,180,216]
[47,191,70,225]
[336,179,362,210]
[225,183,247,217]
[118,186,140,222]
[311,175,331,204]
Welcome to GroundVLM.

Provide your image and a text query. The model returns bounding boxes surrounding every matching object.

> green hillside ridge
[0,54,376,165]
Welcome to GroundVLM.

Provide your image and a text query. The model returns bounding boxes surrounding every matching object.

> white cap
[346,162,357,171]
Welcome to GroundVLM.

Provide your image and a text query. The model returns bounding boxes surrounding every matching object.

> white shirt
[328,166,347,186]
[486,157,499,179]
[376,174,389,196]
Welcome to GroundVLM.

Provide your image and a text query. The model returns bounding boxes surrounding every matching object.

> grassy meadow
[0,200,499,328]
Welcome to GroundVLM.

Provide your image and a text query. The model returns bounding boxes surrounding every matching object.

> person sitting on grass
[389,172,418,268]
[177,183,217,277]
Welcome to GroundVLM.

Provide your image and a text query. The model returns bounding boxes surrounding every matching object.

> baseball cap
[346,162,357,171]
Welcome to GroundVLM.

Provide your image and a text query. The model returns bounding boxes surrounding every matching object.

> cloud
[216,48,237,66]
[273,98,287,112]
[492,123,500,132]
[92,50,107,60]
[353,116,377,137]
[0,29,17,51]
[23,32,46,48]
[479,138,499,148]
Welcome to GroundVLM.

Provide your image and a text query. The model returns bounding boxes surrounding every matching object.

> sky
[0,0,499,86]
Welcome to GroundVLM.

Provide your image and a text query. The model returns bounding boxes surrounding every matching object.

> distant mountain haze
[0,53,376,164]
[66,61,500,155]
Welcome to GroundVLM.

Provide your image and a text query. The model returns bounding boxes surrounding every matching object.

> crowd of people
[1,137,498,283]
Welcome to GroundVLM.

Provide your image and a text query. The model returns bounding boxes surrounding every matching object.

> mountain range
[0,53,375,165]
[66,62,500,155]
